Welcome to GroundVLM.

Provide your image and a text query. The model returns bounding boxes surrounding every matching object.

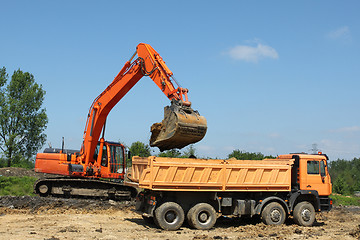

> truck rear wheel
[261,202,286,225]
[154,202,184,231]
[293,201,315,226]
[187,203,217,230]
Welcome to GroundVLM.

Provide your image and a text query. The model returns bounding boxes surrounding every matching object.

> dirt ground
[0,167,52,178]
[1,167,360,240]
[0,196,359,240]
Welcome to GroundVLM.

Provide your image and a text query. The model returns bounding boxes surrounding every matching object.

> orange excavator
[34,43,207,199]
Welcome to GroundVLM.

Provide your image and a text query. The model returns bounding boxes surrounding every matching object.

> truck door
[303,159,330,196]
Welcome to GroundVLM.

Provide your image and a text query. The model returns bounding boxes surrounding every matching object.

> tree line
[127,141,276,160]
[329,157,360,195]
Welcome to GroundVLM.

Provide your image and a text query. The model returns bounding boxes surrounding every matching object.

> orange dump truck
[128,153,332,230]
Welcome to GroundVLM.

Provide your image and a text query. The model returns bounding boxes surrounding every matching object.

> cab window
[109,145,124,173]
[307,161,319,174]
[93,144,100,160]
[320,161,326,177]
[101,145,107,167]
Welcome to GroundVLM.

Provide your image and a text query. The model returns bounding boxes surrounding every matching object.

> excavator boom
[81,43,207,165]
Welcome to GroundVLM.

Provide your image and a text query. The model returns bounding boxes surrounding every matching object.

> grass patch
[0,176,37,196]
[331,194,360,206]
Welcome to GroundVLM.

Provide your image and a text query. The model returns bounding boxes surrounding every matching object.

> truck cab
[300,154,332,196]
[278,153,332,196]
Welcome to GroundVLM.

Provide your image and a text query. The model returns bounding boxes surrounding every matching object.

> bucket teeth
[150,101,207,151]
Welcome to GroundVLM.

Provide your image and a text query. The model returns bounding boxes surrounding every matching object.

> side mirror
[127,150,131,160]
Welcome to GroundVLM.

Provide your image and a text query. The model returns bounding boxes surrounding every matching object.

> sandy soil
[1,168,359,239]
[0,197,359,240]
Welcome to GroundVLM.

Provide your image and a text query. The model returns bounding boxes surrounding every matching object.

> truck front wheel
[187,203,217,230]
[154,202,184,231]
[293,201,315,226]
[261,202,286,225]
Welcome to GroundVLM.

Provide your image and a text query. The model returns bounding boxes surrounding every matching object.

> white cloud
[327,26,351,42]
[268,132,281,139]
[329,126,360,133]
[319,139,360,160]
[227,43,279,63]
[196,145,213,152]
[222,145,236,152]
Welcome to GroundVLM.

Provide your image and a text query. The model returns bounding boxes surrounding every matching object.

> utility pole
[310,143,320,154]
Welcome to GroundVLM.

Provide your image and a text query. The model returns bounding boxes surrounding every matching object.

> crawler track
[34,177,137,200]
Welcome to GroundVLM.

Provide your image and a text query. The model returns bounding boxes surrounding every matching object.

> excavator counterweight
[150,101,207,151]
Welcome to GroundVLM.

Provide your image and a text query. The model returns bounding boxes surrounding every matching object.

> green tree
[129,141,151,157]
[329,157,360,194]
[227,149,275,160]
[333,176,350,195]
[0,67,48,167]
[158,149,182,158]
[182,144,197,158]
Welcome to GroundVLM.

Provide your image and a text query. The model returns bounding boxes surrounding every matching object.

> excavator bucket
[150,101,207,151]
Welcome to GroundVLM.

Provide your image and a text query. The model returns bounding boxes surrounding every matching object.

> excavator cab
[94,141,126,177]
[150,100,207,151]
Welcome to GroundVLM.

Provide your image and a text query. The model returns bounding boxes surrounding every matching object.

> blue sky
[1,1,359,160]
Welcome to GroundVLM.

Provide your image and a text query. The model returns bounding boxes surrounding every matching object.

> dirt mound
[0,196,134,214]
[0,201,359,240]
[0,167,52,178]
[1,167,360,239]
[350,224,360,239]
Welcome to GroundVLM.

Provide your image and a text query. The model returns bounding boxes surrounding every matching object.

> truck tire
[293,201,315,226]
[261,202,286,225]
[187,203,217,230]
[154,202,184,231]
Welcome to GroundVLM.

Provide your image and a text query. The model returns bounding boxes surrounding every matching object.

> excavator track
[34,177,137,200]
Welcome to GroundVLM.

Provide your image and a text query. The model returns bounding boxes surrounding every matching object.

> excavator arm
[136,44,190,103]
[80,43,207,165]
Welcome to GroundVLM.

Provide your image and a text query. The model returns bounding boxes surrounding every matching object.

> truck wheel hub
[198,212,209,222]
[165,210,177,223]
[301,209,311,221]
[270,209,281,222]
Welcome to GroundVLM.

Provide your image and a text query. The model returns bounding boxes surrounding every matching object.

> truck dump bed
[130,156,294,192]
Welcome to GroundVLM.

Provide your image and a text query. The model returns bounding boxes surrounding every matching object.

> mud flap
[150,100,207,151]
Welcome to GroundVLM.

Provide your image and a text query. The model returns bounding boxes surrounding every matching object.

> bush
[329,158,360,194]
[0,176,37,196]
[0,158,35,169]
[333,176,350,195]
[228,149,276,160]
[331,194,360,206]
[0,159,5,168]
